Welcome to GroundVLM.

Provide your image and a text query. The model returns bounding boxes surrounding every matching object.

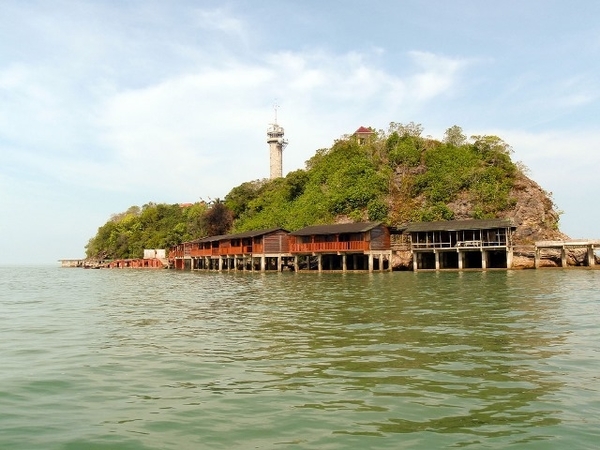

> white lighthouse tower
[267,104,288,179]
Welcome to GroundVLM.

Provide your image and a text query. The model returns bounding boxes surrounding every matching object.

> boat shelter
[406,219,516,271]
[289,222,392,272]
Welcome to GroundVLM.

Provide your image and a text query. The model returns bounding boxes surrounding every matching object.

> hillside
[85,123,565,260]
[225,123,564,244]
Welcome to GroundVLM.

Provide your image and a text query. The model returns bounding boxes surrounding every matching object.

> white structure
[143,249,166,259]
[267,106,288,179]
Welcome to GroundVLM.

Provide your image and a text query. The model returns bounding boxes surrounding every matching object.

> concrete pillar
[481,251,487,270]
[587,246,595,267]
[342,254,347,272]
[317,254,323,272]
[260,255,266,272]
[458,250,464,270]
[561,247,567,267]
[507,249,513,269]
[294,256,299,272]
[413,253,418,272]
[277,256,282,272]
[368,254,374,272]
[434,251,440,270]
[218,257,223,271]
[535,249,540,269]
[389,251,393,271]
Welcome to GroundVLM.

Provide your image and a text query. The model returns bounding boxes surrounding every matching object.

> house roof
[354,126,373,134]
[290,222,382,236]
[405,219,515,233]
[195,227,288,243]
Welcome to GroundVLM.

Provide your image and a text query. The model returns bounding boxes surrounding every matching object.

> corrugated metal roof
[405,219,515,232]
[290,222,382,236]
[196,227,287,243]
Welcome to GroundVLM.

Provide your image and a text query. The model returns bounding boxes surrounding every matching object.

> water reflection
[4,267,596,449]
[246,272,567,443]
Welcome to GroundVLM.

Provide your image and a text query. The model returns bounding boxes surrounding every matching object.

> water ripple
[1,268,600,448]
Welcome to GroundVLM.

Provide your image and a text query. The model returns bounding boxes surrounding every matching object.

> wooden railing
[412,240,508,249]
[187,244,262,257]
[290,241,370,253]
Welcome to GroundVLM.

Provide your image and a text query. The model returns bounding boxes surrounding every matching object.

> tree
[388,121,423,138]
[444,125,467,147]
[203,199,233,236]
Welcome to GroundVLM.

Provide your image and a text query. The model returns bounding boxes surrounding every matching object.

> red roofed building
[353,126,374,144]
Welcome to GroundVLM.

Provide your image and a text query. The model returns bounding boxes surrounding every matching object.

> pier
[69,221,600,272]
[535,240,600,268]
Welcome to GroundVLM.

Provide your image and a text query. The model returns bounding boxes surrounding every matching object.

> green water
[1,267,599,449]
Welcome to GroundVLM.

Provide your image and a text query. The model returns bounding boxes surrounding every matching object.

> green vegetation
[86,123,526,259]
[226,123,519,229]
[85,201,231,259]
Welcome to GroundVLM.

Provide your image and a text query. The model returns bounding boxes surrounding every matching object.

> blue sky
[1,1,599,264]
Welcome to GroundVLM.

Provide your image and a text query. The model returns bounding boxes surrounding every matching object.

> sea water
[1,266,599,449]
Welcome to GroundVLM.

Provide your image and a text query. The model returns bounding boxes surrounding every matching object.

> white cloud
[45,47,466,200]
[407,51,468,101]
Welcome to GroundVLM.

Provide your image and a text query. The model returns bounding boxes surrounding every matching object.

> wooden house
[405,219,516,271]
[171,228,291,271]
[289,222,392,271]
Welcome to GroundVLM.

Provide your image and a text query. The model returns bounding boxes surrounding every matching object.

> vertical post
[434,251,440,270]
[413,253,418,272]
[368,254,374,272]
[277,256,282,272]
[218,257,223,271]
[588,245,595,267]
[506,249,513,269]
[379,253,384,271]
[294,255,299,272]
[317,254,323,272]
[342,254,347,272]
[261,255,266,272]
[481,250,487,270]
[561,247,567,267]
[534,248,540,269]
[458,250,464,270]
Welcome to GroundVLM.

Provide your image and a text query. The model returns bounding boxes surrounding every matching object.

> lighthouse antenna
[273,100,279,124]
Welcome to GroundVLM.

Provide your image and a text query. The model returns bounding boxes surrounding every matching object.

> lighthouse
[267,105,288,179]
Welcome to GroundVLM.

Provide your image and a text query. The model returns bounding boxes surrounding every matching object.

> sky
[1,0,600,264]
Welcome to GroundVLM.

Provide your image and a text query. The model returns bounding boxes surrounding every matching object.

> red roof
[354,126,373,134]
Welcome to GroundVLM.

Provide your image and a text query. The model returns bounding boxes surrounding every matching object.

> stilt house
[405,219,516,270]
[289,222,392,271]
